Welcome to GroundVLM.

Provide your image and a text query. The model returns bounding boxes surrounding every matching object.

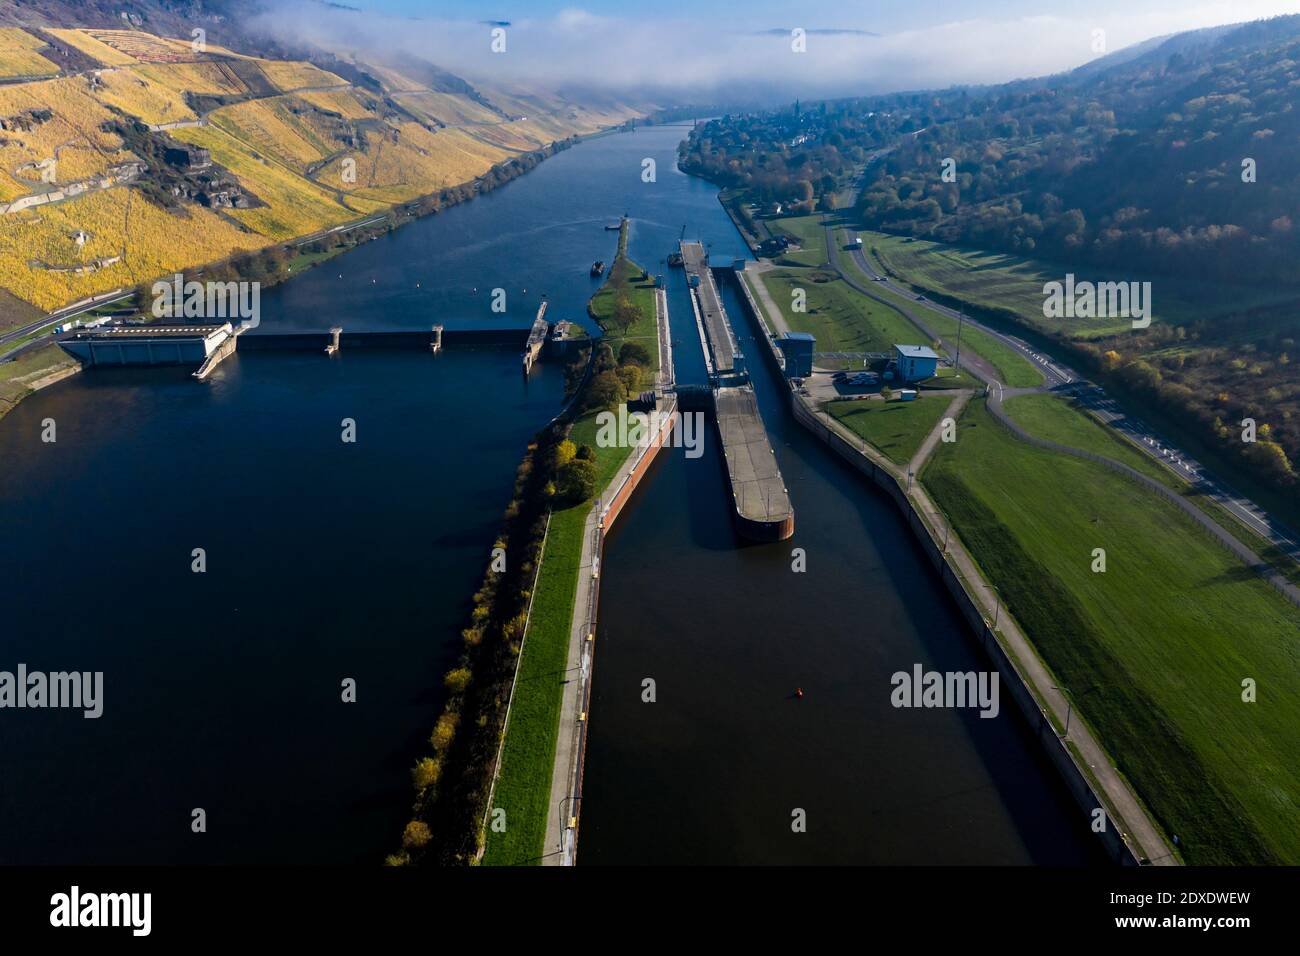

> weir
[60,324,541,378]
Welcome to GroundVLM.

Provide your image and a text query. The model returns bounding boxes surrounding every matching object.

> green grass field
[829,395,954,466]
[768,214,829,267]
[863,229,1296,340]
[924,398,1300,864]
[1005,392,1300,586]
[828,227,1044,389]
[759,269,928,354]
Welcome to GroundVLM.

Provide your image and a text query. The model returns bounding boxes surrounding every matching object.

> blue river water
[0,124,1102,864]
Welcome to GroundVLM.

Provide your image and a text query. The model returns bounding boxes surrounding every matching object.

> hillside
[679,16,1300,507]
[858,15,1300,284]
[0,9,648,318]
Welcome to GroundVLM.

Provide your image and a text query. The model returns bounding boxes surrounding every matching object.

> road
[828,219,1300,567]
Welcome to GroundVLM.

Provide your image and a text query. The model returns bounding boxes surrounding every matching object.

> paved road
[828,219,1300,569]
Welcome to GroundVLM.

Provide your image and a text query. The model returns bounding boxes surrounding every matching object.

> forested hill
[858,15,1300,284]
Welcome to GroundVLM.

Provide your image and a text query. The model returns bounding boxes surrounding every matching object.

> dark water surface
[0,125,1101,864]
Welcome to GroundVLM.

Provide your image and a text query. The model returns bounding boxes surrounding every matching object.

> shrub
[411,757,441,790]
[619,341,651,366]
[402,820,432,849]
[444,668,471,694]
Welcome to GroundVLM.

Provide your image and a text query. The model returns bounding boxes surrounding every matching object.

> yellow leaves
[0,28,59,78]
[0,188,262,310]
[92,67,197,126]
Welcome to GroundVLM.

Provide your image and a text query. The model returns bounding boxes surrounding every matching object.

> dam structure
[59,322,554,380]
[681,240,794,541]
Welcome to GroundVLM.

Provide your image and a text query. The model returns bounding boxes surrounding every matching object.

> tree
[557,458,598,503]
[443,668,471,694]
[612,294,639,332]
[411,758,441,790]
[402,820,432,849]
[617,364,642,395]
[619,341,651,366]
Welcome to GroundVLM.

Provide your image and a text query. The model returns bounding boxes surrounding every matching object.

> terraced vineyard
[0,34,645,313]
[0,28,59,78]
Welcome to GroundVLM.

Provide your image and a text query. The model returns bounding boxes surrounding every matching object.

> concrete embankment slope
[731,265,1165,866]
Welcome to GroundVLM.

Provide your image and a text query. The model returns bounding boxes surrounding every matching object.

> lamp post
[1052,684,1099,738]
[986,583,1000,627]
[955,312,964,370]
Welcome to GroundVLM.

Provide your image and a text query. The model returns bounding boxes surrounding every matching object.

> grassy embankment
[482,220,658,865]
[842,227,1300,572]
[923,396,1300,865]
[828,225,1043,389]
[829,394,954,466]
[759,215,936,364]
[862,228,1295,339]
[0,344,79,422]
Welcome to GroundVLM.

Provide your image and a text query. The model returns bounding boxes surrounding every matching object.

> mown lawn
[923,398,1300,864]
[759,269,926,354]
[862,229,1293,339]
[1005,392,1300,586]
[768,214,829,267]
[830,231,1044,389]
[829,395,953,466]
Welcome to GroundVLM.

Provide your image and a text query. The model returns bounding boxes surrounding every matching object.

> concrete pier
[682,239,793,541]
[523,302,549,374]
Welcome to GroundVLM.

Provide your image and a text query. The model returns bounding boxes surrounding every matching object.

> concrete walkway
[907,390,972,478]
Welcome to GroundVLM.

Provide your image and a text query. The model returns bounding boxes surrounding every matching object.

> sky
[254,0,1300,100]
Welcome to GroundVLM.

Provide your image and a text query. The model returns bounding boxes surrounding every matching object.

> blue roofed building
[893,344,939,382]
[778,331,815,378]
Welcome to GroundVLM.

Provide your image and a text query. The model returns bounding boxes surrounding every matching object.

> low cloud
[249,1,1300,101]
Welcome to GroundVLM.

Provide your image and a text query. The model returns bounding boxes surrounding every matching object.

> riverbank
[0,343,80,423]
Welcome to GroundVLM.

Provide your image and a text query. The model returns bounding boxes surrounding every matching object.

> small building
[778,331,815,378]
[893,344,939,382]
[163,144,211,171]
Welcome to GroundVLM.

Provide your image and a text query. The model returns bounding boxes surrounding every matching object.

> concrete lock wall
[725,266,1140,866]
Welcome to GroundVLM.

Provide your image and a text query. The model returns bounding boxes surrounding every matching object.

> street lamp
[955,312,964,370]
[986,583,1000,627]
[1052,684,1099,738]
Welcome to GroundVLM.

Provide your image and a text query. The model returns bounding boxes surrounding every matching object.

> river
[0,124,1102,864]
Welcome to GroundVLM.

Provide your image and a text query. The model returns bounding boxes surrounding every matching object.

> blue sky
[264,0,1300,97]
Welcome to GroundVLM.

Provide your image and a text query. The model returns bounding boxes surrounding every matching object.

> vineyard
[43,28,138,66]
[0,76,130,189]
[0,188,263,309]
[92,67,198,126]
[170,123,382,237]
[0,32,644,312]
[0,28,58,79]
[257,60,345,92]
